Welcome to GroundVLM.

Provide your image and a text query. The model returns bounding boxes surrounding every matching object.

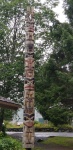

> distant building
[35,109,44,123]
[12,108,44,124]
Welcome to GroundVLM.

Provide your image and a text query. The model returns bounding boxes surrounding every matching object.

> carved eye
[24,117,27,120]
[31,117,34,121]
[32,80,34,84]
[25,53,34,58]
[25,80,27,84]
[33,54,34,58]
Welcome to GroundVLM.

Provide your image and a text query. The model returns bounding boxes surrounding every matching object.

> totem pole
[23,7,35,149]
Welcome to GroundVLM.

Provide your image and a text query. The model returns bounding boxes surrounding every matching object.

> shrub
[0,132,5,138]
[0,135,25,150]
[57,124,73,131]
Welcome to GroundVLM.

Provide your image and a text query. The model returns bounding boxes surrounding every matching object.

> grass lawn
[43,136,73,148]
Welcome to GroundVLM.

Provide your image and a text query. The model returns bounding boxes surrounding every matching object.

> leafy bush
[34,121,73,132]
[57,124,73,131]
[4,120,73,132]
[46,106,73,126]
[0,132,5,138]
[34,121,54,129]
[2,123,6,136]
[0,135,25,150]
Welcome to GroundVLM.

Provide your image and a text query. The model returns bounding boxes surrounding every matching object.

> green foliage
[64,0,73,25]
[33,122,72,131]
[35,54,73,125]
[0,0,59,126]
[0,0,57,101]
[35,3,73,123]
[46,106,73,126]
[35,122,54,129]
[0,132,5,138]
[1,123,6,136]
[57,124,73,131]
[3,121,73,132]
[0,135,25,150]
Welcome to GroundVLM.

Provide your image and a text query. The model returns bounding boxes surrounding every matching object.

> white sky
[53,0,67,22]
[41,0,67,23]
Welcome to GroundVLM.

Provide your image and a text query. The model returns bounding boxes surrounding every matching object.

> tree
[35,56,73,124]
[46,105,73,126]
[0,0,59,129]
[0,0,58,101]
[35,1,73,125]
[1,0,73,126]
[64,0,73,26]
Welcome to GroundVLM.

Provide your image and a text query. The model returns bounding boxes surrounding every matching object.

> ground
[9,132,73,150]
[34,142,73,150]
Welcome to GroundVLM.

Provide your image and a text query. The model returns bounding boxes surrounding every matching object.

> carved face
[24,90,34,99]
[24,82,34,90]
[23,125,34,144]
[24,112,34,121]
[26,26,34,32]
[25,68,34,79]
[27,8,34,16]
[25,41,34,53]
[25,57,34,69]
[25,17,34,23]
[25,78,34,85]
[24,100,34,111]
[25,53,34,58]
[27,22,34,27]
[23,120,34,128]
[24,107,34,114]
[26,32,34,41]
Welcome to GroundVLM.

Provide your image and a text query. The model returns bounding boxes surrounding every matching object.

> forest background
[0,0,73,126]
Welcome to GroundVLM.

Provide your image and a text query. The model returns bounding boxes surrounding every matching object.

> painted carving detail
[23,6,34,148]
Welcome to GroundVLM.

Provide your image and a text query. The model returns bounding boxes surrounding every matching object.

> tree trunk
[0,108,4,131]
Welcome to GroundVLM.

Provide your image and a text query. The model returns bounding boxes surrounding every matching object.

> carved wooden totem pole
[23,7,34,149]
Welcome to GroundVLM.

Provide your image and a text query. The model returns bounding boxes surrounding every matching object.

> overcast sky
[53,0,67,22]
[41,0,67,22]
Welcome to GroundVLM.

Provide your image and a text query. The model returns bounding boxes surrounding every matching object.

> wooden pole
[23,7,34,149]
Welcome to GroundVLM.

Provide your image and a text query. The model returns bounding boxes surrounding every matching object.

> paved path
[7,131,73,139]
[35,132,73,138]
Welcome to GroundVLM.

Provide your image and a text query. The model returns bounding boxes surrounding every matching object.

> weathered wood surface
[23,6,35,149]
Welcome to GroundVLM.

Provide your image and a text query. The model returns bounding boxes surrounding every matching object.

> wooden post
[23,7,35,149]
